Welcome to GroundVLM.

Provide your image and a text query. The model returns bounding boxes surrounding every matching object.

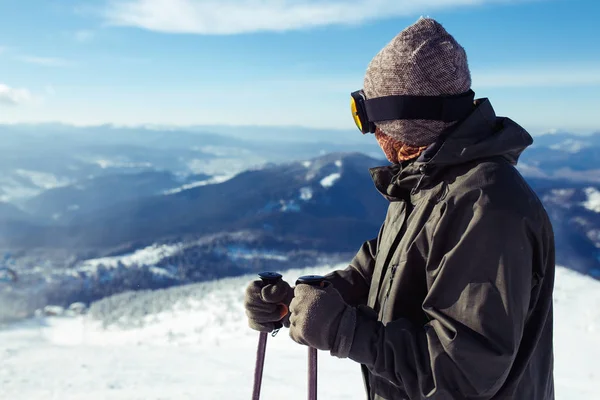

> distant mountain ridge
[0,153,387,251]
[0,125,599,320]
[1,151,599,277]
[0,151,598,324]
[22,171,184,221]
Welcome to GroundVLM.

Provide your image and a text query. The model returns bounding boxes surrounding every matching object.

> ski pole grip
[295,275,326,287]
[258,271,284,330]
[258,271,283,285]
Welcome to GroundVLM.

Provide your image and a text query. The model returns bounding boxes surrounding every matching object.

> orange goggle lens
[350,96,363,132]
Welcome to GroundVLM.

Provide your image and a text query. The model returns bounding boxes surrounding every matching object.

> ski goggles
[350,89,476,134]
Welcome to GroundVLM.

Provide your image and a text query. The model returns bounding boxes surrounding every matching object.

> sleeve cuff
[346,304,381,366]
[331,306,357,359]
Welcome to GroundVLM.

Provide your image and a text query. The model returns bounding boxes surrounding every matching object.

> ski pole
[252,272,284,400]
[296,275,326,400]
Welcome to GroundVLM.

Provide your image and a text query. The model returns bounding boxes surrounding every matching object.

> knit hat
[364,17,472,147]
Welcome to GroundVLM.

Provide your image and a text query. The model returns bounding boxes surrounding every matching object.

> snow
[582,187,600,213]
[300,187,313,201]
[320,173,341,188]
[549,140,590,153]
[302,161,312,168]
[543,189,576,209]
[552,267,600,398]
[0,265,598,400]
[335,160,342,168]
[224,246,289,262]
[279,200,301,213]
[186,157,266,177]
[586,229,600,249]
[14,169,71,190]
[516,162,548,178]
[93,159,153,169]
[80,243,183,271]
[0,184,40,203]
[551,189,575,197]
[162,175,233,195]
[0,170,72,202]
[261,200,301,213]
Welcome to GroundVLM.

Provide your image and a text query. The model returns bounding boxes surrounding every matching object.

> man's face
[374,127,400,164]
[374,127,429,164]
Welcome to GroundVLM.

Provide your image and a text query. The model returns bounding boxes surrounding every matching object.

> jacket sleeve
[324,224,383,307]
[347,199,536,399]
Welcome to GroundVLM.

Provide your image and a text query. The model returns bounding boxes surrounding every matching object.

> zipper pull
[411,164,429,195]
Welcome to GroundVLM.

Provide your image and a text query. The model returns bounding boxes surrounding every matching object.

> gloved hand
[244,279,294,332]
[289,282,357,358]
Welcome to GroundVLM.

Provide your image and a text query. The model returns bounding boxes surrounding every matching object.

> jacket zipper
[376,165,422,319]
[380,264,398,319]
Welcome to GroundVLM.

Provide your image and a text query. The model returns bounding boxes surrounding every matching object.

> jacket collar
[369,98,533,202]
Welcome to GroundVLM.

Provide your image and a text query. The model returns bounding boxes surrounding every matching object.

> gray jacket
[326,98,555,399]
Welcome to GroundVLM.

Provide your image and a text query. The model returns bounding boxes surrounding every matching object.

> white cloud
[103,0,531,35]
[473,66,600,88]
[17,55,72,67]
[0,84,35,106]
[74,30,95,43]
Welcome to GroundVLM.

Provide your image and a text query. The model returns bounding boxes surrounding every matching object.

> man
[244,17,555,400]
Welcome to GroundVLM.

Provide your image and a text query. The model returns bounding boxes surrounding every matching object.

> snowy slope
[79,243,185,270]
[0,265,598,400]
[583,187,600,213]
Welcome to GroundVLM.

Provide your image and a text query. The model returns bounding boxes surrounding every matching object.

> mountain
[3,153,599,278]
[1,152,598,325]
[0,202,31,222]
[22,171,184,221]
[0,124,381,207]
[0,153,388,319]
[533,182,600,277]
[1,124,599,322]
[530,131,600,148]
[0,264,598,399]
[517,132,600,183]
[0,153,388,252]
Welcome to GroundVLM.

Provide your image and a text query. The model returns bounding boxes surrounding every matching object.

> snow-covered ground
[92,159,153,169]
[186,157,266,177]
[0,265,598,399]
[320,173,341,188]
[583,187,600,213]
[79,243,184,271]
[162,175,234,195]
[0,170,72,203]
[549,140,591,154]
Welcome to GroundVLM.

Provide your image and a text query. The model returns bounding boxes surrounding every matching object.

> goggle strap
[365,90,475,123]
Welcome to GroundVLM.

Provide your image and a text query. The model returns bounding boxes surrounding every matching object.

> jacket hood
[418,98,533,166]
[370,98,533,202]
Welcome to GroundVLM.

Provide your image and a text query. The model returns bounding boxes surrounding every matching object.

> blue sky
[0,0,599,134]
